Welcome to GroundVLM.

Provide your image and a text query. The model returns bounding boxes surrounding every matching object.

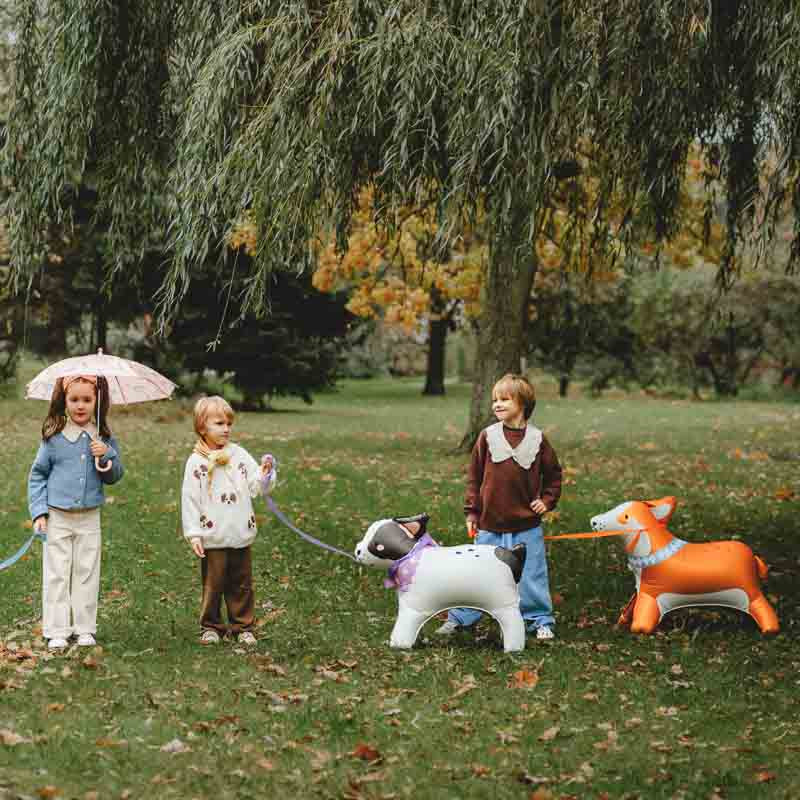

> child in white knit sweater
[181,396,275,645]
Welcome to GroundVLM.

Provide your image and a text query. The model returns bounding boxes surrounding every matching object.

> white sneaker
[48,637,69,651]
[535,626,555,640]
[237,631,257,646]
[76,633,96,647]
[434,620,462,636]
[200,629,221,644]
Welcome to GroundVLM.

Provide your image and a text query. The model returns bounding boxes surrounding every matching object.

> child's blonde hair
[492,373,536,420]
[193,396,235,438]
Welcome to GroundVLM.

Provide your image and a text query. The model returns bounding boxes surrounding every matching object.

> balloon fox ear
[645,497,676,524]
[392,513,429,537]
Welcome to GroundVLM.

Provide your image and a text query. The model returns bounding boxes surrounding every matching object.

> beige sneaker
[48,637,69,651]
[237,631,257,646]
[200,629,221,644]
[76,633,96,647]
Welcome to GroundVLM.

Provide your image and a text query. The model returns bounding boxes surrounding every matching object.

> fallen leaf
[754,770,777,783]
[255,758,275,771]
[160,738,190,754]
[0,729,29,746]
[451,674,478,697]
[538,726,560,742]
[36,787,60,799]
[508,669,539,689]
[350,742,381,761]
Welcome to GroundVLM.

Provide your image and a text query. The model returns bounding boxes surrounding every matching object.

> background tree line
[2,2,800,436]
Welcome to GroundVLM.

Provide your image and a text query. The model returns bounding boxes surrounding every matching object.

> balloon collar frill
[383,532,438,592]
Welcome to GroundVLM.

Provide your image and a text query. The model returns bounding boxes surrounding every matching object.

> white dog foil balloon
[354,514,528,652]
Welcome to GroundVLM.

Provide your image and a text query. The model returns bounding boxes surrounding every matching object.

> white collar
[62,419,98,442]
[486,422,542,469]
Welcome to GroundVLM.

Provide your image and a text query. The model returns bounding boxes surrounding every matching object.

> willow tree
[5,1,800,447]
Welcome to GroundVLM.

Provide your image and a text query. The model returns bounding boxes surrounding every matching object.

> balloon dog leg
[390,601,430,649]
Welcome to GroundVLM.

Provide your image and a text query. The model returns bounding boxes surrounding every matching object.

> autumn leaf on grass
[350,742,381,762]
[538,726,560,743]
[255,758,275,771]
[160,738,190,754]
[754,770,777,783]
[95,738,127,748]
[774,486,794,501]
[508,668,539,689]
[530,788,555,800]
[516,772,551,786]
[471,764,491,777]
[309,749,333,771]
[0,728,30,746]
[451,673,478,698]
[36,787,59,799]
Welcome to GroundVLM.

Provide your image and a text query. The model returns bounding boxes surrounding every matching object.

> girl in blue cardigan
[28,375,124,651]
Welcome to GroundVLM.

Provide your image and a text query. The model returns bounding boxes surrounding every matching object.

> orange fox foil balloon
[590,497,779,635]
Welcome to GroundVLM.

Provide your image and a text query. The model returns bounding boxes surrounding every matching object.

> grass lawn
[1,361,798,800]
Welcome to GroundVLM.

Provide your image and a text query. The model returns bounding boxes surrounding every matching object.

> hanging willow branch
[3,0,800,309]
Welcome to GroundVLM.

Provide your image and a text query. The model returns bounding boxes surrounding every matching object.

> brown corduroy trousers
[199,546,255,635]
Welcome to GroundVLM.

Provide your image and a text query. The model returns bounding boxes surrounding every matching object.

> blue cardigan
[28,429,124,521]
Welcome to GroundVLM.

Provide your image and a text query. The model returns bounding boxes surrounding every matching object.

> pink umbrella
[26,348,176,471]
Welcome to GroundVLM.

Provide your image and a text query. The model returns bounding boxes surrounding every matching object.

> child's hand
[465,517,478,538]
[90,439,109,459]
[191,538,205,558]
[530,498,547,514]
[33,516,48,533]
[260,454,274,476]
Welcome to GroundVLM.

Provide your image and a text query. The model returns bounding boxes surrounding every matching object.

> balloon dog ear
[392,513,429,537]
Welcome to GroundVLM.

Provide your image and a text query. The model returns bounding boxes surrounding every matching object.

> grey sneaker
[535,625,555,640]
[434,620,462,635]
[237,631,257,646]
[200,629,221,644]
[48,637,69,651]
[76,633,96,647]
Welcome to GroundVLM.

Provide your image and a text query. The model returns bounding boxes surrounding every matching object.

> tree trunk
[423,315,448,396]
[559,375,570,397]
[41,263,68,355]
[460,232,537,450]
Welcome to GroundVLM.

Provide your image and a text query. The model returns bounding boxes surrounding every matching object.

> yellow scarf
[194,440,232,496]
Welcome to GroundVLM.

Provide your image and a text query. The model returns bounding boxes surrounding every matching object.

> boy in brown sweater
[437,373,562,639]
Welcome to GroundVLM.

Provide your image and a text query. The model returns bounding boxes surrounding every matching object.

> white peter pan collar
[62,419,98,442]
[486,422,542,469]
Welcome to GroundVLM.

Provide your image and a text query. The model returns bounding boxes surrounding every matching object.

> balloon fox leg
[630,592,661,634]
[749,593,780,634]
[617,593,637,628]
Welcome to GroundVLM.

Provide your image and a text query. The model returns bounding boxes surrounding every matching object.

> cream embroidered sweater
[181,443,275,549]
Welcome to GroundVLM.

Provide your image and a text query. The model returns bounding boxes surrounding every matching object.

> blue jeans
[447,526,554,631]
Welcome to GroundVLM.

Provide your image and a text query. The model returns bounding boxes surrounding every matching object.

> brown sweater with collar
[464,425,563,534]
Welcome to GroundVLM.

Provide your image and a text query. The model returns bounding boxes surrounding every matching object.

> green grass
[1,363,798,800]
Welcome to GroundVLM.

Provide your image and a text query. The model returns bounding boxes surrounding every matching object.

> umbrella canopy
[26,350,176,405]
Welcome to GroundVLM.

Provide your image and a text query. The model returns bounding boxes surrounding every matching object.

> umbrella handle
[95,456,113,473]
